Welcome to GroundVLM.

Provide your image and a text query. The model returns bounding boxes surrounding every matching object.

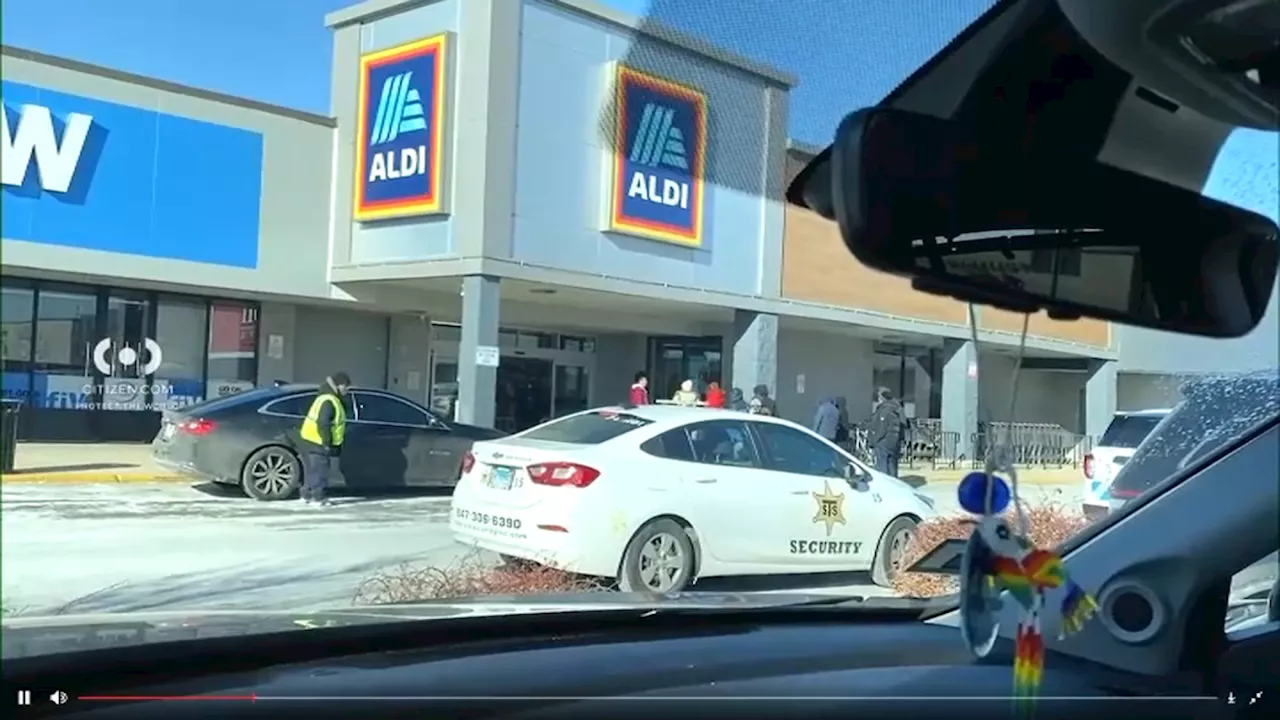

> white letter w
[1,104,93,193]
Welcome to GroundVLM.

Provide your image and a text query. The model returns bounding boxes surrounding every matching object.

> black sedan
[152,385,506,501]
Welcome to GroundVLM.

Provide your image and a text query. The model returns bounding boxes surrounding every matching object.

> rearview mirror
[798,108,1279,338]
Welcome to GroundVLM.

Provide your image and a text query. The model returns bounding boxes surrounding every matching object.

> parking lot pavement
[0,480,1085,618]
[1,483,465,616]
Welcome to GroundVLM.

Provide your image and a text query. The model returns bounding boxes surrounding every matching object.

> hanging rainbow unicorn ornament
[955,469,1100,717]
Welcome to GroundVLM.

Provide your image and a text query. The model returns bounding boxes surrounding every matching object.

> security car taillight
[179,418,216,436]
[1110,485,1142,499]
[1082,454,1094,480]
[461,451,476,475]
[527,462,600,488]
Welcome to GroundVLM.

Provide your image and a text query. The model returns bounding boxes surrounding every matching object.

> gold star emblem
[812,481,847,537]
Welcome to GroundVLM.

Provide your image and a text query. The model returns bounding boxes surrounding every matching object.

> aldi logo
[353,34,450,222]
[606,66,707,247]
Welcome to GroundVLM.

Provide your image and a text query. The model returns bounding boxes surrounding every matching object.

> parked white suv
[1081,409,1170,521]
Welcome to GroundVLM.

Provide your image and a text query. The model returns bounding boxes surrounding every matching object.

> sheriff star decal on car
[812,481,847,537]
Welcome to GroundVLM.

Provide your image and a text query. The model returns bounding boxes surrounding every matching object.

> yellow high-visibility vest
[299,393,346,446]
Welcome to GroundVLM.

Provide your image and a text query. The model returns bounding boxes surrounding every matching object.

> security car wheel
[618,519,695,594]
[871,515,919,588]
[242,446,301,501]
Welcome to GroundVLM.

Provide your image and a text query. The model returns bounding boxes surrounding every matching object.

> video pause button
[17,690,32,706]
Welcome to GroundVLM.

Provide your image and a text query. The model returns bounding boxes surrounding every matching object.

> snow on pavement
[1,483,465,616]
[1,480,1084,616]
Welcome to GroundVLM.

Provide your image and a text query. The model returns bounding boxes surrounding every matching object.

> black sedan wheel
[241,446,301,501]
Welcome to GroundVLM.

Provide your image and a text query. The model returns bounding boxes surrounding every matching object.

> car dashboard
[8,607,1224,720]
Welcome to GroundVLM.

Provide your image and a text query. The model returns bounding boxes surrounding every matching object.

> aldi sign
[605,65,707,247]
[353,34,450,222]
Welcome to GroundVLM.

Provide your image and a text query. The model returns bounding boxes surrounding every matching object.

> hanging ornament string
[955,303,1098,719]
[964,303,1032,535]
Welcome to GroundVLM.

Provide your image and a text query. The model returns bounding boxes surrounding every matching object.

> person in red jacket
[704,381,726,408]
[628,371,650,405]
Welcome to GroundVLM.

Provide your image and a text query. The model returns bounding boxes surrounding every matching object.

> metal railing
[970,422,1093,469]
[845,418,1095,471]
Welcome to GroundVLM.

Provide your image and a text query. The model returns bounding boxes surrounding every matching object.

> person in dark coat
[866,389,906,477]
[729,387,749,411]
[748,384,777,416]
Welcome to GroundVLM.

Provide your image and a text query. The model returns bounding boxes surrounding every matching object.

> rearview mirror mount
[798,108,1279,339]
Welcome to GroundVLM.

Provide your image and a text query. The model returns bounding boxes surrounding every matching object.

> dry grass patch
[893,503,1092,598]
[354,551,606,605]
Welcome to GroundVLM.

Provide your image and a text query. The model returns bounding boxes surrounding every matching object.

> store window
[206,302,259,400]
[1,284,35,402]
[154,297,209,410]
[33,286,97,409]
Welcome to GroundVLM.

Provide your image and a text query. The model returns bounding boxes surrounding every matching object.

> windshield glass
[519,411,653,444]
[1,0,1276,658]
[1098,415,1165,449]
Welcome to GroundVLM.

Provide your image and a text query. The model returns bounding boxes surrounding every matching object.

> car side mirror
[844,463,867,483]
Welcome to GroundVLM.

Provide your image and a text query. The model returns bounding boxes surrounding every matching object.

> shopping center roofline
[1,45,337,127]
[330,256,1118,360]
[324,0,799,89]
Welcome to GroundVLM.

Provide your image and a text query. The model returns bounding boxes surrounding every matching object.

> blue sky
[2,0,1274,218]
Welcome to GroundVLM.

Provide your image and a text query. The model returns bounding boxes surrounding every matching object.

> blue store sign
[606,65,707,247]
[353,34,450,222]
[1,81,263,268]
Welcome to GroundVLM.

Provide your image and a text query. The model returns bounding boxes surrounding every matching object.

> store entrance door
[496,356,553,433]
[92,290,159,441]
[648,336,723,402]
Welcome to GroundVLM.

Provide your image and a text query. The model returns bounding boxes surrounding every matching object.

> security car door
[678,419,798,567]
[748,422,883,570]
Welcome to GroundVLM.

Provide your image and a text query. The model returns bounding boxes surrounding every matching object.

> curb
[1,471,189,484]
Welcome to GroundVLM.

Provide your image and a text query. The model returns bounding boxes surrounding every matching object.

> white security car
[450,405,938,593]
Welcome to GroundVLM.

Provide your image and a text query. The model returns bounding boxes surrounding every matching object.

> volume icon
[51,691,68,705]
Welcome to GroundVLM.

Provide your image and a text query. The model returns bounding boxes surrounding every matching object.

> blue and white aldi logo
[606,66,707,247]
[353,34,450,222]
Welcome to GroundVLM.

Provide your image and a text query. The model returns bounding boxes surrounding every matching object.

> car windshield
[1,0,1276,658]
[1098,415,1165,449]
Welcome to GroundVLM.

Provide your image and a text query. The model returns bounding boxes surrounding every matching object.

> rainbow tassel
[1012,615,1044,719]
[1058,581,1099,638]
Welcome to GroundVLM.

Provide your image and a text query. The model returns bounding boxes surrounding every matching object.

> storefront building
[0,46,400,441]
[3,0,1127,446]
[323,0,1119,452]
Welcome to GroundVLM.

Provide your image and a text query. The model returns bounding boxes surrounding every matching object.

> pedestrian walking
[729,387,749,411]
[629,371,650,405]
[834,396,851,446]
[704,381,726,408]
[866,389,906,477]
[672,379,701,406]
[748,384,777,416]
[813,396,840,441]
[298,372,350,506]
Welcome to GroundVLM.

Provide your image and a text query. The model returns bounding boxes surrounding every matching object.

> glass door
[99,291,154,412]
[647,336,723,401]
[428,351,459,420]
[93,291,157,440]
[552,364,590,418]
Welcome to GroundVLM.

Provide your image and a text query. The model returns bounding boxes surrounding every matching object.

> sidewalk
[1,443,184,483]
[896,465,1081,488]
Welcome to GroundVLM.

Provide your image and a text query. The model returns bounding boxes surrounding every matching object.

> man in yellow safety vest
[298,372,350,505]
